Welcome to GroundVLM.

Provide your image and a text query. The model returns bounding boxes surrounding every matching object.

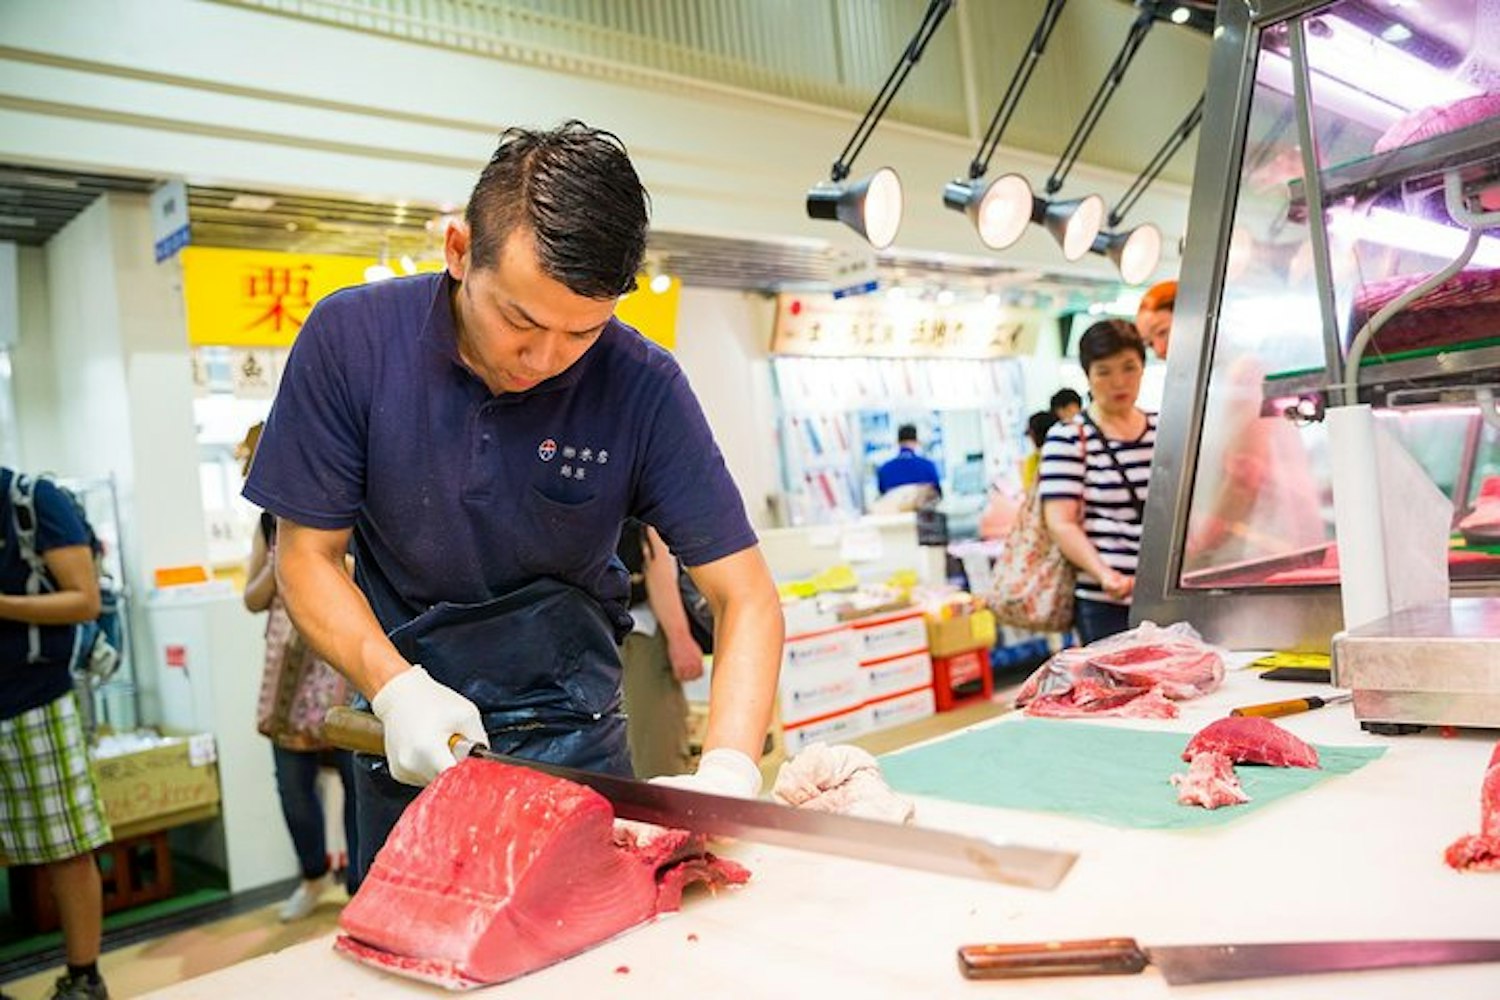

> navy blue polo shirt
[1,469,90,719]
[244,272,757,636]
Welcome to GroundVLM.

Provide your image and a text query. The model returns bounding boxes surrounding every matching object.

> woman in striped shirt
[1039,320,1156,644]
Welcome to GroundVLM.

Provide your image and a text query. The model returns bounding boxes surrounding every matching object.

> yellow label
[1249,651,1332,669]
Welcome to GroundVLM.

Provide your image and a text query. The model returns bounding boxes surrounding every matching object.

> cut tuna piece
[1015,621,1224,717]
[1183,716,1320,768]
[772,742,915,824]
[1444,743,1500,872]
[1024,681,1179,719]
[335,758,749,989]
[1171,751,1250,810]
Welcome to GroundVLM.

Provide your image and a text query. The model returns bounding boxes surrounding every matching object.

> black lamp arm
[1107,93,1204,229]
[1044,7,1155,195]
[830,0,954,183]
[969,0,1070,180]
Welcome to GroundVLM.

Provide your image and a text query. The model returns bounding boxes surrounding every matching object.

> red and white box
[848,609,928,663]
[781,706,871,756]
[778,625,862,727]
[861,649,934,700]
[866,687,936,733]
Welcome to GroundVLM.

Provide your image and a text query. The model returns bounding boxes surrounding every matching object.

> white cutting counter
[146,667,1500,999]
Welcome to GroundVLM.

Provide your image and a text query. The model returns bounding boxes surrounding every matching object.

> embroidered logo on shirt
[538,439,557,462]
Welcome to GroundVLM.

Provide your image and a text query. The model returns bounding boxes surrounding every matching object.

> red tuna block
[1445,742,1500,872]
[335,758,749,989]
[1183,716,1319,768]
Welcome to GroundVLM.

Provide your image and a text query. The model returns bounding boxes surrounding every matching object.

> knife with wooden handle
[323,706,1078,890]
[957,937,1500,984]
[1230,692,1352,718]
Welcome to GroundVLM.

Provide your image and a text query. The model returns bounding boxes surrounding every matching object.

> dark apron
[351,577,631,882]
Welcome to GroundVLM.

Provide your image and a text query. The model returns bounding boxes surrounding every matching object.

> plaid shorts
[0,692,112,864]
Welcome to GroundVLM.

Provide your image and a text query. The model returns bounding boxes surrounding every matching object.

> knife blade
[1230,692,1353,718]
[957,937,1500,984]
[323,706,1076,890]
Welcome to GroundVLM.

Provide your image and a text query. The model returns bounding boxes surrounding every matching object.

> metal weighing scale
[1333,598,1500,735]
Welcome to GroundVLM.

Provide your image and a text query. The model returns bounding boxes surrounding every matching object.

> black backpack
[9,474,123,685]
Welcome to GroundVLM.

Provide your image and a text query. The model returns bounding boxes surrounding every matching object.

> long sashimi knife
[324,706,1076,890]
[957,937,1500,984]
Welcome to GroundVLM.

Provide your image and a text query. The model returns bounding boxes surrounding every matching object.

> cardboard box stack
[850,607,936,732]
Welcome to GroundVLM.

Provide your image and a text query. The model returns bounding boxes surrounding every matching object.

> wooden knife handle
[957,938,1149,979]
[1231,698,1312,718]
[322,706,387,755]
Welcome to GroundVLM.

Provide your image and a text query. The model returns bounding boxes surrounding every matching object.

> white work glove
[370,665,487,787]
[614,748,762,849]
[653,747,763,799]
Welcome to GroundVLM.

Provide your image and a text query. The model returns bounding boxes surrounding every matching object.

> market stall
[143,665,1500,998]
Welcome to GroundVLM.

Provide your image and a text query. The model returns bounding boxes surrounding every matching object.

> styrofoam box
[866,687,937,733]
[778,667,865,726]
[781,626,860,678]
[781,706,872,757]
[850,611,928,664]
[782,598,841,637]
[861,650,933,700]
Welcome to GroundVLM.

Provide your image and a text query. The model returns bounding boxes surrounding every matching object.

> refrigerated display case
[1133,0,1500,650]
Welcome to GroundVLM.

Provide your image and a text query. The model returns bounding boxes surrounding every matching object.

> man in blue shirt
[876,424,942,496]
[245,122,784,877]
[1,470,113,1000]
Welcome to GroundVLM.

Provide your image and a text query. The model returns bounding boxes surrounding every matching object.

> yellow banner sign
[615,275,680,350]
[183,247,682,352]
[181,247,377,347]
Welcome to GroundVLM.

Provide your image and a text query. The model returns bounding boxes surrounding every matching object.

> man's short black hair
[1027,410,1058,448]
[1049,388,1082,414]
[897,423,919,443]
[465,121,649,299]
[1078,319,1147,373]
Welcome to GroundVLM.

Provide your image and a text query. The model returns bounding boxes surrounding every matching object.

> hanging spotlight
[1088,94,1203,282]
[945,0,1154,266]
[805,0,953,247]
[807,167,905,250]
[943,0,1066,249]
[1093,224,1163,284]
[943,173,1035,250]
[1038,194,1106,261]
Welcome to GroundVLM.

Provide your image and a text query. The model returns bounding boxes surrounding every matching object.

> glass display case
[1134,0,1500,650]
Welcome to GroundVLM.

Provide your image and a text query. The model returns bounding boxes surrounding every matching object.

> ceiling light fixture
[1088,93,1204,283]
[943,0,1068,249]
[1030,3,1158,260]
[949,1,1180,266]
[805,0,954,248]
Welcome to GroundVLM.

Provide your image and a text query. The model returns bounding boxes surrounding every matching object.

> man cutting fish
[244,121,784,880]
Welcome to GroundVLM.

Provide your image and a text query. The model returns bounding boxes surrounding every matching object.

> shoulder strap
[9,474,50,663]
[1081,412,1146,518]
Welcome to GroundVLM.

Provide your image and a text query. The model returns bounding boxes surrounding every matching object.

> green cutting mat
[880,719,1386,830]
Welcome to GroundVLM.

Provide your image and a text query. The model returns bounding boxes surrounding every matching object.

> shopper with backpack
[0,467,112,1000]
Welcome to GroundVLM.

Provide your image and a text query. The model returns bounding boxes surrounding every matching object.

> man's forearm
[0,591,99,626]
[701,559,784,761]
[276,545,410,699]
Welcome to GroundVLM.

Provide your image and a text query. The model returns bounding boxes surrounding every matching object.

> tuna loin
[1444,742,1500,872]
[335,758,749,989]
[1182,716,1320,768]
